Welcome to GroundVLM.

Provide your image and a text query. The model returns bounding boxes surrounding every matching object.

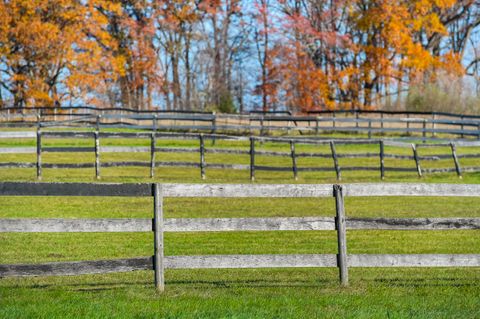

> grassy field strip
[1,133,480,317]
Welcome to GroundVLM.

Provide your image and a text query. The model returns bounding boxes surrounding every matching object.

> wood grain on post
[150,133,156,178]
[36,128,42,180]
[200,134,206,180]
[250,137,255,181]
[94,132,100,179]
[450,143,462,178]
[330,141,341,180]
[334,184,348,286]
[379,140,385,180]
[153,183,164,292]
[412,144,422,178]
[290,140,298,180]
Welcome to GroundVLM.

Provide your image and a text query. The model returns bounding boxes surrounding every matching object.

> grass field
[1,132,480,318]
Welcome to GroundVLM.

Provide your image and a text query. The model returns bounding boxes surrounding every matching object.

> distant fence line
[0,182,479,290]
[1,130,480,180]
[1,107,480,141]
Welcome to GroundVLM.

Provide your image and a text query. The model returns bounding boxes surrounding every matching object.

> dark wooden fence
[1,130,480,180]
[0,182,480,290]
[2,107,480,140]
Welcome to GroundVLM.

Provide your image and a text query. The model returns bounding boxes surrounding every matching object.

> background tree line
[1,0,480,113]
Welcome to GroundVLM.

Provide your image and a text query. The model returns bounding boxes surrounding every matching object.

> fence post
[200,134,206,180]
[96,115,101,132]
[412,143,422,178]
[477,123,480,140]
[290,140,298,180]
[260,115,265,136]
[315,117,320,135]
[422,119,427,143]
[334,184,348,286]
[153,183,165,292]
[152,114,157,132]
[355,111,359,131]
[330,141,341,180]
[36,126,42,180]
[332,112,336,129]
[368,119,372,139]
[406,113,410,135]
[380,113,384,133]
[94,132,100,179]
[211,112,217,145]
[150,133,156,178]
[461,116,464,139]
[450,143,462,178]
[250,137,255,182]
[432,114,436,137]
[380,140,385,180]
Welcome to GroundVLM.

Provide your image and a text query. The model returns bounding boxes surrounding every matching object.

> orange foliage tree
[0,0,123,107]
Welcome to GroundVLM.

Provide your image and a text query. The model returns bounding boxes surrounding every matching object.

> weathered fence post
[330,141,341,180]
[153,183,164,292]
[211,112,217,145]
[332,111,336,129]
[355,111,359,130]
[380,140,385,180]
[152,114,157,132]
[460,116,464,139]
[96,115,101,132]
[36,126,42,180]
[477,123,480,140]
[368,119,372,139]
[150,133,156,178]
[315,117,320,135]
[334,184,348,286]
[260,115,265,136]
[422,119,427,143]
[406,113,410,135]
[412,143,422,178]
[94,132,100,179]
[380,113,384,133]
[200,134,206,180]
[290,140,298,180]
[432,114,436,137]
[450,143,462,178]
[250,137,255,182]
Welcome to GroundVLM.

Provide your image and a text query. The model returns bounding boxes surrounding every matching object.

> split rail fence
[1,130,480,180]
[0,182,479,290]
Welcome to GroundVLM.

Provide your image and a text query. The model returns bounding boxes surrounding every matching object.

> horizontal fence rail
[1,182,480,290]
[1,107,480,141]
[2,131,480,180]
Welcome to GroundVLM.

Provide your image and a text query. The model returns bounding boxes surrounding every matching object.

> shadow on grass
[373,277,477,288]
[3,278,333,291]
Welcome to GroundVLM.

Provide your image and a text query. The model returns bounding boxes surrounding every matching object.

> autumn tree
[0,0,122,107]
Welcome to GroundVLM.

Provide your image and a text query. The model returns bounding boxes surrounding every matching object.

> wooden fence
[2,108,480,141]
[2,130,480,180]
[0,182,479,290]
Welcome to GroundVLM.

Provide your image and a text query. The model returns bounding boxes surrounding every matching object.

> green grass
[1,132,480,318]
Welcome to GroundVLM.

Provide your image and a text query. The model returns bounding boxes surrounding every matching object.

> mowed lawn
[1,132,480,318]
